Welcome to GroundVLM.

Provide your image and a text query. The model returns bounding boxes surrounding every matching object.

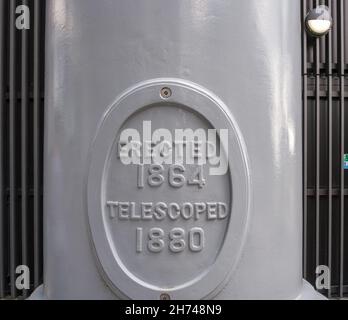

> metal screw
[160,87,172,99]
[160,293,171,300]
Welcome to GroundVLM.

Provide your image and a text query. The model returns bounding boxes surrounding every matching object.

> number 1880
[136,227,205,253]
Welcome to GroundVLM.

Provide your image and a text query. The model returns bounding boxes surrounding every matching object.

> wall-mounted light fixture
[305,5,332,37]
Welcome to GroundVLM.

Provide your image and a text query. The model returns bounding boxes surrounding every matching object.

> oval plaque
[87,79,250,299]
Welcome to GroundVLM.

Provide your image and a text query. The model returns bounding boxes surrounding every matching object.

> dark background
[303,0,348,299]
[0,0,45,299]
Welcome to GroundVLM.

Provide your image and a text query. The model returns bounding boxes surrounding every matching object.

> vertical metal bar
[326,0,333,299]
[332,0,338,65]
[339,0,345,300]
[345,2,348,64]
[0,0,5,300]
[315,0,321,271]
[9,0,17,299]
[33,0,41,287]
[21,0,29,298]
[308,0,315,65]
[302,0,309,280]
[320,0,326,64]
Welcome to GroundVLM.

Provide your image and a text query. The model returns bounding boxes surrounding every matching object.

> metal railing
[0,0,45,299]
[302,0,348,299]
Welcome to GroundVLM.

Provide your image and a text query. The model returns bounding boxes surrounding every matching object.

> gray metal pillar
[39,0,323,299]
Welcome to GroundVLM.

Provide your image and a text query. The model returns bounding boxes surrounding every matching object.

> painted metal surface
[43,0,320,299]
[87,79,250,299]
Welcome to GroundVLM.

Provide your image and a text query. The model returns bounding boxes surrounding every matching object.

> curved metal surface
[44,0,308,299]
[87,79,250,299]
